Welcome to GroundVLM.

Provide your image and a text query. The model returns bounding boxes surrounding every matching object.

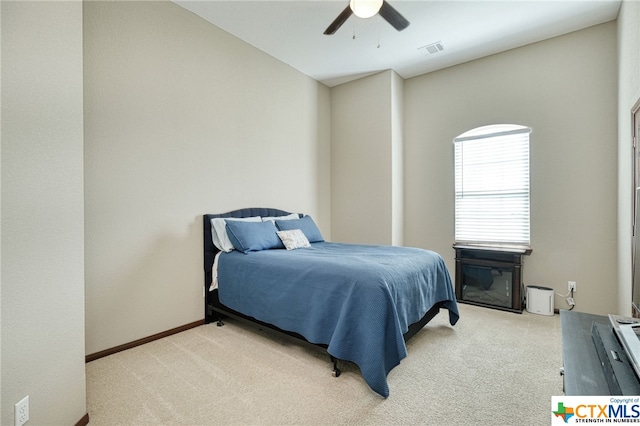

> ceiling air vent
[418,41,445,56]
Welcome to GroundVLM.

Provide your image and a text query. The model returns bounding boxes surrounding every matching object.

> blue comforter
[217,242,459,397]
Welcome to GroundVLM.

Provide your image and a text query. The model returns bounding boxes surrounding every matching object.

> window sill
[452,242,532,255]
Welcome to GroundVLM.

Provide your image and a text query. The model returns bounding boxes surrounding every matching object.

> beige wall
[617,0,640,315]
[1,1,86,424]
[331,70,403,245]
[83,1,331,355]
[402,22,618,315]
[391,71,404,246]
[1,1,3,417]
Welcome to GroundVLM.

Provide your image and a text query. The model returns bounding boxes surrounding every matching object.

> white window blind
[454,124,531,246]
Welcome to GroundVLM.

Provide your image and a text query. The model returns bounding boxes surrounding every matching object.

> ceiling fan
[324,0,410,35]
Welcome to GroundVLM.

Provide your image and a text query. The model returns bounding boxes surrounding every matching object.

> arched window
[454,124,531,247]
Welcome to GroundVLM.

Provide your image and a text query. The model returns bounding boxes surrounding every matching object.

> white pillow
[261,213,299,222]
[277,229,311,250]
[211,216,261,252]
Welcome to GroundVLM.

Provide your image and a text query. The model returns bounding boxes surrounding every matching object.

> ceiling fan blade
[324,5,353,35]
[379,1,410,32]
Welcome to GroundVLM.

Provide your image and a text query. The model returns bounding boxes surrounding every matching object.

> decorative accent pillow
[275,215,324,243]
[210,216,261,252]
[225,220,284,254]
[277,229,311,250]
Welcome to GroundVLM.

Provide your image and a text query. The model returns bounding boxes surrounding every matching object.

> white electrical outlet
[568,281,577,292]
[15,395,29,426]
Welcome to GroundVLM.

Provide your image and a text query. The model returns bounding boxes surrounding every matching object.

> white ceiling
[174,0,621,87]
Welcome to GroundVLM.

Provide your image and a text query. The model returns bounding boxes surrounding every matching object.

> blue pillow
[275,215,324,243]
[225,220,284,253]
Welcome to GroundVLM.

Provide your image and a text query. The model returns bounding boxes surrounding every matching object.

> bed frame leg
[215,314,224,327]
[330,356,341,377]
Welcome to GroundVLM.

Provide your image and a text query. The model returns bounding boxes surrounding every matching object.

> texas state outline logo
[553,401,575,423]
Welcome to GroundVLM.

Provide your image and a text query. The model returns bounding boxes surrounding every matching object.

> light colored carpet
[86,303,562,425]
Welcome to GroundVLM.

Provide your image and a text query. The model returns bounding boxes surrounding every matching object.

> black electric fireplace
[454,245,531,313]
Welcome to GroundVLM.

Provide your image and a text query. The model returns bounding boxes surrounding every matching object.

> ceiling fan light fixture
[349,0,383,19]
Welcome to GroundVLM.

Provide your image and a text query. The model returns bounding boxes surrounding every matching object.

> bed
[203,208,459,397]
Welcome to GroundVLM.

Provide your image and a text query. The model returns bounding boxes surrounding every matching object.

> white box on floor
[526,285,554,316]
